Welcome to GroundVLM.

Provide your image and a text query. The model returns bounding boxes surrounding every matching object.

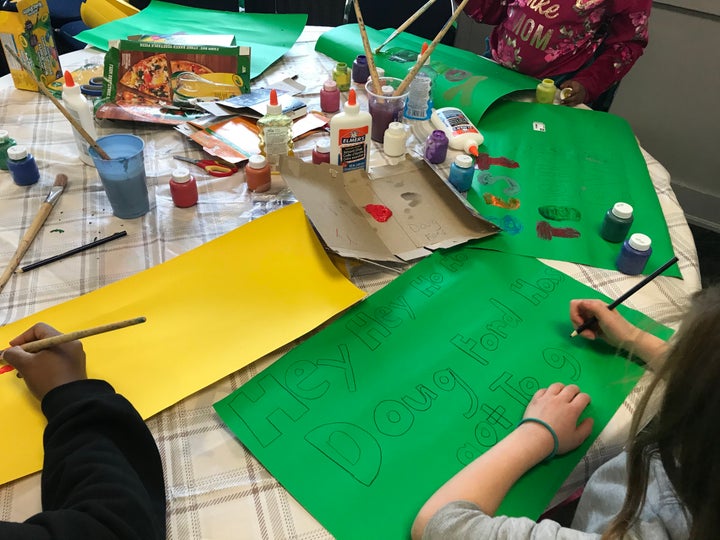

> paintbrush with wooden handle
[0,174,68,295]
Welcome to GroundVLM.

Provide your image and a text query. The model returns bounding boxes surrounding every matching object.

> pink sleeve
[571,1,651,103]
[459,0,508,25]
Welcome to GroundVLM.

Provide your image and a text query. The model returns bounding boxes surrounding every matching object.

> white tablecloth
[0,27,702,538]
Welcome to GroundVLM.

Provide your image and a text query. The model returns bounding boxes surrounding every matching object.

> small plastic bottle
[430,107,484,150]
[424,130,449,164]
[7,146,40,186]
[320,79,340,113]
[257,89,294,168]
[616,233,652,275]
[405,42,437,121]
[332,62,351,92]
[312,138,331,164]
[0,130,17,170]
[536,78,556,104]
[601,202,634,242]
[329,88,372,172]
[169,166,198,208]
[383,122,407,157]
[62,70,98,166]
[352,55,370,85]
[447,154,475,192]
[246,154,272,192]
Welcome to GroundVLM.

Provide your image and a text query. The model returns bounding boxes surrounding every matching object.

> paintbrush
[0,174,68,295]
[2,45,111,160]
[0,317,147,359]
[374,0,437,53]
[353,0,382,95]
[395,0,470,96]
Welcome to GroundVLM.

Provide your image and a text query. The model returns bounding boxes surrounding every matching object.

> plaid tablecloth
[0,28,702,539]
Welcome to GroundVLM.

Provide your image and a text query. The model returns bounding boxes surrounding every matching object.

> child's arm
[411,383,592,539]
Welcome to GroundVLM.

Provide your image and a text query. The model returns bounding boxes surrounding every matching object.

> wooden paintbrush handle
[19,317,147,353]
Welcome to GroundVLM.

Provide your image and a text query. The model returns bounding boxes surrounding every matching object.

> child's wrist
[514,419,558,462]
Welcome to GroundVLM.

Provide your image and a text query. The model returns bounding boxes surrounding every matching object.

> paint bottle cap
[315,138,331,153]
[381,85,394,96]
[323,79,338,92]
[89,76,105,86]
[0,129,8,142]
[7,145,28,160]
[172,166,191,183]
[611,202,633,219]
[628,233,651,251]
[454,154,474,169]
[376,67,385,79]
[248,154,268,169]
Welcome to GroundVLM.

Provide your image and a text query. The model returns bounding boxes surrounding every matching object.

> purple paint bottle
[424,130,449,164]
[352,55,370,85]
[616,233,652,275]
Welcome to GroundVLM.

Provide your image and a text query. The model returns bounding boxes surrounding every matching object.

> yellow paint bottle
[536,78,556,104]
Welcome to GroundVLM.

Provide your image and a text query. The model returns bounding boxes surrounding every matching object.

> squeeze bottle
[430,107,484,150]
[257,89,294,167]
[404,42,437,120]
[329,89,372,172]
[62,71,97,167]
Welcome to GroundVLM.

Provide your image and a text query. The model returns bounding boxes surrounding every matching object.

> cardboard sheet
[0,203,365,486]
[280,157,499,262]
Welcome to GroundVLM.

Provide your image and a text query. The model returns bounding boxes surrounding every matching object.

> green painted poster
[215,248,671,539]
[315,24,538,123]
[467,101,680,277]
[76,0,307,78]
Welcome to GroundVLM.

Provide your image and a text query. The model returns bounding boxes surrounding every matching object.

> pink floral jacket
[462,0,651,103]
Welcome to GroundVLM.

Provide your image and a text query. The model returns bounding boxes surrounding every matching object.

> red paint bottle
[170,167,198,207]
[312,138,331,164]
[246,154,272,192]
[320,79,340,113]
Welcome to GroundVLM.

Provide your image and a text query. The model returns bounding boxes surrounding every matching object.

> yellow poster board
[0,203,365,486]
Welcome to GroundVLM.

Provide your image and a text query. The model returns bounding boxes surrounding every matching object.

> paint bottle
[404,42,437,121]
[312,138,331,164]
[616,233,652,275]
[257,88,294,168]
[351,54,370,85]
[430,107,484,150]
[424,129,449,164]
[320,79,340,113]
[245,154,272,192]
[329,88,372,172]
[536,78,556,104]
[7,145,40,186]
[62,70,97,167]
[169,166,198,208]
[332,62,351,92]
[0,130,17,170]
[601,202,634,243]
[383,122,407,157]
[447,154,475,192]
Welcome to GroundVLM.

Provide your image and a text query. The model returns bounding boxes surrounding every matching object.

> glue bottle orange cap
[63,70,76,87]
[347,88,357,106]
[463,140,479,156]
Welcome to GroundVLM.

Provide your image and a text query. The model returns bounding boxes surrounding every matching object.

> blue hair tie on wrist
[517,417,559,462]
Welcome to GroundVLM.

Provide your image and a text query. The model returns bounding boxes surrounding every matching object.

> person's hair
[603,285,720,539]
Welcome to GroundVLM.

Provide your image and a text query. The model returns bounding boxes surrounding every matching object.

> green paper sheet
[76,0,307,79]
[215,248,672,540]
[316,24,538,122]
[466,101,679,277]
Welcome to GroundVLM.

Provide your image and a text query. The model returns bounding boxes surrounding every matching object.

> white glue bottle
[329,88,372,172]
[430,107,484,150]
[62,70,97,167]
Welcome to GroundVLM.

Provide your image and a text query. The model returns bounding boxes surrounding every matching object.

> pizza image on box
[119,53,172,100]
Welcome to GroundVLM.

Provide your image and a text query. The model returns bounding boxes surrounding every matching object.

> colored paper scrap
[0,203,365,486]
[76,0,307,79]
[466,101,679,277]
[215,248,672,540]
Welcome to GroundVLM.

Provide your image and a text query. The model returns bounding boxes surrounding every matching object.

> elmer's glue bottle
[62,70,97,167]
[330,88,372,172]
[430,107,484,150]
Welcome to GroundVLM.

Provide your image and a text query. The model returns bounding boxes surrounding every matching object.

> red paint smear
[0,364,15,375]
[476,153,519,171]
[536,221,581,240]
[364,204,393,222]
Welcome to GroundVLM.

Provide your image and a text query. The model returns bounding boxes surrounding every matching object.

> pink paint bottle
[320,79,340,113]
[312,138,331,164]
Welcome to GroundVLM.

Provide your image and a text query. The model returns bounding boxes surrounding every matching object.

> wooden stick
[0,174,68,295]
[3,45,111,160]
[353,0,382,94]
[374,0,437,53]
[395,0,470,96]
[8,317,147,355]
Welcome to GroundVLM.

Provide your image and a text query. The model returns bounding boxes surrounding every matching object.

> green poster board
[316,24,538,123]
[215,248,671,540]
[467,101,680,277]
[76,0,307,79]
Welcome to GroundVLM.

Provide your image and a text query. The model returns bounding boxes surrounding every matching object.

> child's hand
[523,383,593,455]
[559,80,587,106]
[570,299,640,346]
[2,323,87,401]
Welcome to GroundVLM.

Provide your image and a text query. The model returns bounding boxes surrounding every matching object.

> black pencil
[15,231,128,273]
[570,255,679,337]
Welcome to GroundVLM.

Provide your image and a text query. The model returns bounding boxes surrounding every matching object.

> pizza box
[96,38,250,124]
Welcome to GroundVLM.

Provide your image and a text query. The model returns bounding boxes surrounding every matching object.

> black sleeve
[0,379,166,540]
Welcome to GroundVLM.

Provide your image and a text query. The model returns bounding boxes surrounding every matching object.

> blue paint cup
[89,134,150,219]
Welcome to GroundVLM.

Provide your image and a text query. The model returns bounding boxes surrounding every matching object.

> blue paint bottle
[616,233,652,275]
[6,146,40,186]
[448,154,475,192]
